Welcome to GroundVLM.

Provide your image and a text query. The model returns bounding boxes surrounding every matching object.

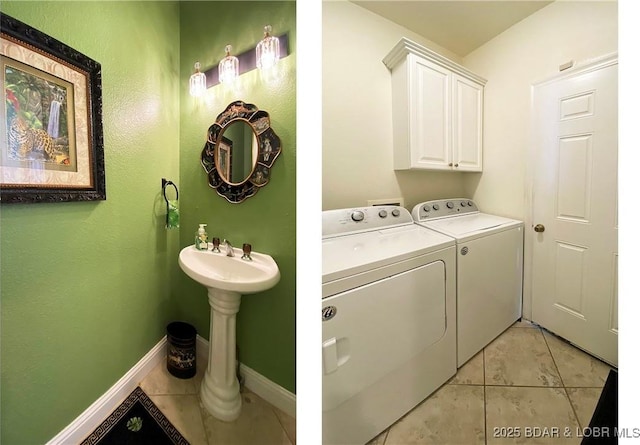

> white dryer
[322,206,456,445]
[412,199,524,367]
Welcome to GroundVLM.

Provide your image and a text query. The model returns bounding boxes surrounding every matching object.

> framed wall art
[0,13,105,203]
[218,136,232,182]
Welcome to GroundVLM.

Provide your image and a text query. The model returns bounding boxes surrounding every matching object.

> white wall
[462,0,617,319]
[323,1,617,215]
[322,1,467,210]
[462,1,618,220]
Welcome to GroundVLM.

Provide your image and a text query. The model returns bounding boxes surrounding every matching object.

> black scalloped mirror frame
[200,101,281,203]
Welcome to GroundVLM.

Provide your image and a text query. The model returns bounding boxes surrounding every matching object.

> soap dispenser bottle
[195,224,208,250]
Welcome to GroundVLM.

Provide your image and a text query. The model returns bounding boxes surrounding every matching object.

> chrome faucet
[223,239,235,257]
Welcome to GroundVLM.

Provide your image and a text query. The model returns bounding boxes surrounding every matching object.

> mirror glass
[216,120,258,185]
[201,100,282,203]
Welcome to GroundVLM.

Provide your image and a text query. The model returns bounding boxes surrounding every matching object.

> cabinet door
[452,74,483,171]
[409,55,452,170]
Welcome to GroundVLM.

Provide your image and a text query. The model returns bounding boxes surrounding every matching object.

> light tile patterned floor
[367,320,613,445]
[138,358,296,445]
[135,320,610,445]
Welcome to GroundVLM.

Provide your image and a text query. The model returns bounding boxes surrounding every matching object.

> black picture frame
[0,13,105,204]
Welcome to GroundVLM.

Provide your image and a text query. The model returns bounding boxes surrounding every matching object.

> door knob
[534,224,545,233]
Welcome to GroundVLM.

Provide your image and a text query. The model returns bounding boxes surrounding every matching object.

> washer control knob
[351,211,364,222]
[391,209,401,217]
[467,201,473,206]
[446,201,454,209]
[432,204,440,211]
[378,210,388,218]
[460,202,466,207]
[423,205,430,212]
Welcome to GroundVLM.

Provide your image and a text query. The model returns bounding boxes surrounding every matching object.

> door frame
[522,52,618,321]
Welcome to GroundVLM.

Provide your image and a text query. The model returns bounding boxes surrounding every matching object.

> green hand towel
[167,199,180,229]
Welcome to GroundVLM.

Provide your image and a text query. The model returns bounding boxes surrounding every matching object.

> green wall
[0,2,296,443]
[0,2,181,444]
[178,1,296,393]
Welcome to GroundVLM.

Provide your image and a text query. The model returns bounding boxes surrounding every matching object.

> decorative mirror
[201,101,282,203]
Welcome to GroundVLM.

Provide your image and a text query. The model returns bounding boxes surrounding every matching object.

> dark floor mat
[580,369,617,445]
[80,386,189,445]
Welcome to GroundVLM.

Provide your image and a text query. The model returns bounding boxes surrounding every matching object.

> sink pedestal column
[201,289,242,421]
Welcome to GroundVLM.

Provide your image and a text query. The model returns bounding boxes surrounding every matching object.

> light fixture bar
[204,33,290,88]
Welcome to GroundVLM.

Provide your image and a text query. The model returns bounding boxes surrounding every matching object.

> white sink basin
[178,244,280,294]
[178,243,281,421]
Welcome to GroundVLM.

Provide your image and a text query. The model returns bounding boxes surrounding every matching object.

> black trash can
[166,321,197,379]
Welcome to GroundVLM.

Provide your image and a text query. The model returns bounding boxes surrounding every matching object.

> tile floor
[138,358,296,445]
[367,319,613,445]
[136,319,611,445]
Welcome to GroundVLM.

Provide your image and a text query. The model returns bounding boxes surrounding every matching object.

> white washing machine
[412,198,524,367]
[322,205,456,445]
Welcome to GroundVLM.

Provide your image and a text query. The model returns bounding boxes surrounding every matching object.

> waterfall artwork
[1,12,105,204]
[2,59,76,171]
[47,88,62,139]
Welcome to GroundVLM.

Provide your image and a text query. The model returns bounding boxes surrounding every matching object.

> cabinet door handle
[448,163,453,167]
[454,163,459,167]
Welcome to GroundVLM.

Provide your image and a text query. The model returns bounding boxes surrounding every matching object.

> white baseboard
[196,335,296,418]
[239,363,297,418]
[48,334,296,443]
[46,337,168,445]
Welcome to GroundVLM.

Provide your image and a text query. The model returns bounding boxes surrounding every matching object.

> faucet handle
[212,237,221,253]
[242,243,252,261]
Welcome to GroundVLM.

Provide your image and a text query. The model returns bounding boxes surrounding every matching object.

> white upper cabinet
[384,38,486,172]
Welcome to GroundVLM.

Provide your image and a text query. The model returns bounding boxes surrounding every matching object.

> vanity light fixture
[189,34,289,93]
[189,62,207,97]
[218,45,239,84]
[256,25,280,70]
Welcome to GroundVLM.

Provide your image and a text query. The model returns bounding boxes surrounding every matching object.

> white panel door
[409,54,451,170]
[531,58,617,366]
[452,74,483,172]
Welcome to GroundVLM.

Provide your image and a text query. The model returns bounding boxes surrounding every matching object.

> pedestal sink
[178,244,280,421]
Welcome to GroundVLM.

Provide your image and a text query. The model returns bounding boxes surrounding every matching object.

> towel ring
[162,178,179,227]
[162,178,179,203]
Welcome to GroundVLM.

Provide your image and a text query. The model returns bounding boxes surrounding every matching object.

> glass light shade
[189,62,207,97]
[218,45,239,84]
[256,25,280,70]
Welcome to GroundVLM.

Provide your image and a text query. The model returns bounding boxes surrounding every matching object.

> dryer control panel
[411,198,479,221]
[323,206,413,238]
